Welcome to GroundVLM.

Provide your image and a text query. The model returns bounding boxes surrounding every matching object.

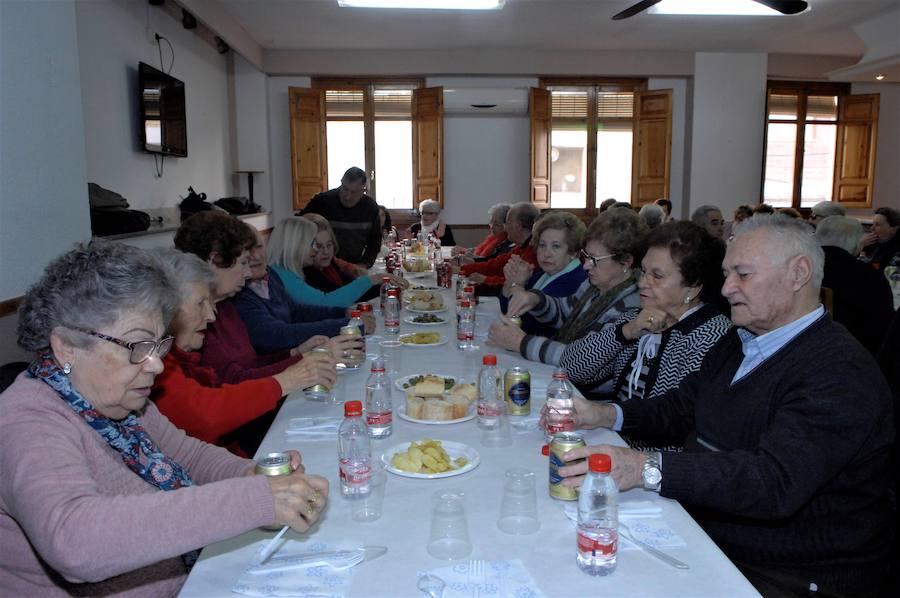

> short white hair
[810,201,846,219]
[638,203,665,228]
[418,199,440,214]
[815,216,862,254]
[733,214,824,290]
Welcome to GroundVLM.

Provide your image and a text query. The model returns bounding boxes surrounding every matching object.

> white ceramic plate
[403,315,447,326]
[394,374,460,393]
[406,306,448,314]
[396,403,476,425]
[382,441,480,479]
[408,285,440,292]
[398,333,448,348]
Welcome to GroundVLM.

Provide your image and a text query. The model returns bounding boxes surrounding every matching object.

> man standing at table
[555,215,895,597]
[458,202,539,292]
[300,167,382,268]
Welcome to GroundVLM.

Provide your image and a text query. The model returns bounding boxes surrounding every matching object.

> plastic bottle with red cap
[338,400,371,498]
[576,453,618,575]
[365,358,392,439]
[476,354,503,429]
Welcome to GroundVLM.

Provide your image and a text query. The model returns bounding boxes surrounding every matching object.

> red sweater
[153,347,284,455]
[199,300,300,384]
[460,238,537,286]
[473,232,508,258]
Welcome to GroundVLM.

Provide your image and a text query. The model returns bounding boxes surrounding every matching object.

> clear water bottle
[456,275,468,302]
[545,368,576,442]
[384,289,400,335]
[463,285,476,305]
[477,354,503,429]
[577,453,618,575]
[365,358,392,439]
[348,309,365,338]
[456,299,475,350]
[379,276,392,311]
[338,400,371,498]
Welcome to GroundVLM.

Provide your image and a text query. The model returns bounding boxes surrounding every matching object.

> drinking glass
[480,403,512,448]
[427,489,472,560]
[497,468,540,535]
[351,462,386,522]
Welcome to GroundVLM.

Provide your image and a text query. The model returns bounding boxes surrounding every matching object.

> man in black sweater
[299,166,382,268]
[556,215,895,597]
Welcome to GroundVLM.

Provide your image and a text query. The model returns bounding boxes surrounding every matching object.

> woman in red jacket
[151,249,337,456]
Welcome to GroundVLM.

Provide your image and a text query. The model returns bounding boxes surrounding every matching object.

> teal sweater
[270,264,372,308]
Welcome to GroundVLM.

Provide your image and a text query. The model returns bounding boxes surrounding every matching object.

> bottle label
[339,458,372,485]
[547,420,575,435]
[477,402,502,417]
[577,530,617,556]
[366,411,392,426]
[385,318,399,327]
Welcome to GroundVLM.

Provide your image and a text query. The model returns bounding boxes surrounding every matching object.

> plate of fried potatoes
[398,332,447,347]
[382,439,480,479]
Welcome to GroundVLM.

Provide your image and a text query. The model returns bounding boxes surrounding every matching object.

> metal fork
[467,559,486,598]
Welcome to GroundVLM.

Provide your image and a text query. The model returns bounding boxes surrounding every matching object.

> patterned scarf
[28,354,199,568]
[555,272,638,344]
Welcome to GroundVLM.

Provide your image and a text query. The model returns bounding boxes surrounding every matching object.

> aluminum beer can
[303,346,332,399]
[504,366,531,416]
[549,432,586,500]
[508,315,522,328]
[255,452,293,477]
[339,325,364,369]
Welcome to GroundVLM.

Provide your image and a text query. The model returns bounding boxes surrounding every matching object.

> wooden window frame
[539,77,647,220]
[312,77,424,218]
[761,80,851,212]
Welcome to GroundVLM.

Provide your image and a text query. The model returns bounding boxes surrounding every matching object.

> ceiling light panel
[649,0,782,16]
[338,0,505,9]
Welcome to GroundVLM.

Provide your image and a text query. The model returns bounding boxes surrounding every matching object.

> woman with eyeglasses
[0,242,328,596]
[151,249,337,456]
[496,211,587,335]
[408,198,456,246]
[555,222,731,437]
[489,209,644,386]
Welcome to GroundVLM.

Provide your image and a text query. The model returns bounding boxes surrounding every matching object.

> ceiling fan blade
[612,0,664,21]
[753,0,809,14]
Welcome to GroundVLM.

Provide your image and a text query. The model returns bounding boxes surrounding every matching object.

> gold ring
[648,316,655,324]
[306,505,314,516]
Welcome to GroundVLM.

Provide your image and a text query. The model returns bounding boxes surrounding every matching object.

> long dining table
[179,270,760,598]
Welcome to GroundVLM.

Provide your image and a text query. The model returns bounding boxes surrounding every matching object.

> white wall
[74,0,233,210]
[849,82,900,216]
[648,78,690,219]
[232,53,272,211]
[688,53,768,219]
[267,76,312,223]
[0,0,91,362]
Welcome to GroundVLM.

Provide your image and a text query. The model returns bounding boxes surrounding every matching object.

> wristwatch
[642,452,662,491]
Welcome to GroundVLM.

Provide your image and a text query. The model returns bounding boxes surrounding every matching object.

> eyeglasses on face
[311,240,334,251]
[580,249,615,268]
[68,326,174,364]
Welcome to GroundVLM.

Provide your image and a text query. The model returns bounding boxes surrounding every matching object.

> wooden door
[631,89,672,207]
[412,86,443,208]
[529,87,552,209]
[288,87,328,211]
[833,94,879,208]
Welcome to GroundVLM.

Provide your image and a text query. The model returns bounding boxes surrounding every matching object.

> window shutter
[833,94,879,208]
[530,87,552,209]
[289,87,328,211]
[412,86,443,208]
[631,89,672,207]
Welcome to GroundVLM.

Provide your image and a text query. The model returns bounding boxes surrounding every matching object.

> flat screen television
[139,62,187,157]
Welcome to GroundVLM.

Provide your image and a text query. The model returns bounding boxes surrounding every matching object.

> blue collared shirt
[732,305,825,383]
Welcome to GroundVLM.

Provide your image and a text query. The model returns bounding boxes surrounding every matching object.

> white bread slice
[449,383,477,403]
[423,398,453,421]
[414,376,446,397]
[406,395,424,419]
[446,395,470,419]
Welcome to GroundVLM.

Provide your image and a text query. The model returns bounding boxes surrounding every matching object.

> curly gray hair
[17,241,179,353]
[152,248,216,300]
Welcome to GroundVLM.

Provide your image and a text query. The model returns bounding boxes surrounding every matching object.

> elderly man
[555,215,894,597]
[808,200,845,229]
[299,167,381,268]
[458,202,539,291]
[816,215,894,355]
[691,204,725,239]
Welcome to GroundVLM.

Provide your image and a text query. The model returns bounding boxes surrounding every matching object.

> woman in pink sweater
[0,242,328,597]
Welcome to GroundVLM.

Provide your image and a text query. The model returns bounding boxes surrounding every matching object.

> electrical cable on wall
[155,33,175,74]
[154,154,165,178]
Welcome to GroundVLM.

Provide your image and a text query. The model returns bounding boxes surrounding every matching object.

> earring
[62,362,72,375]
[683,296,692,304]
[623,268,628,274]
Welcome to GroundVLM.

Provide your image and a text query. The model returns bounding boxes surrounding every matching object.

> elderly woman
[489,208,644,382]
[638,203,665,230]
[498,211,587,335]
[152,249,337,456]
[453,203,515,262]
[860,207,900,270]
[0,242,327,596]
[557,222,731,438]
[408,198,455,246]
[174,212,310,384]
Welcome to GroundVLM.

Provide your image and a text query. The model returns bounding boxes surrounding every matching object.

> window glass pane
[800,123,836,206]
[325,90,364,118]
[768,93,798,121]
[374,121,413,209]
[595,124,632,205]
[763,122,797,207]
[550,128,587,209]
[325,121,365,190]
[805,95,838,122]
[374,89,412,119]
[551,90,588,119]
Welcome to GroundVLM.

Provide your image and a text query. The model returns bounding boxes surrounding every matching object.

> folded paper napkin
[509,415,541,434]
[419,559,545,598]
[233,541,353,597]
[560,501,686,551]
[284,417,342,439]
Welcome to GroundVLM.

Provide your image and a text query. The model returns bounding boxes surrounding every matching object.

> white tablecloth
[179,276,759,598]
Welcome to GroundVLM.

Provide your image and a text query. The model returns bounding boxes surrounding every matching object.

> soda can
[303,346,332,400]
[549,432,586,500]
[508,315,522,328]
[504,366,531,416]
[339,325,364,369]
[255,452,293,477]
